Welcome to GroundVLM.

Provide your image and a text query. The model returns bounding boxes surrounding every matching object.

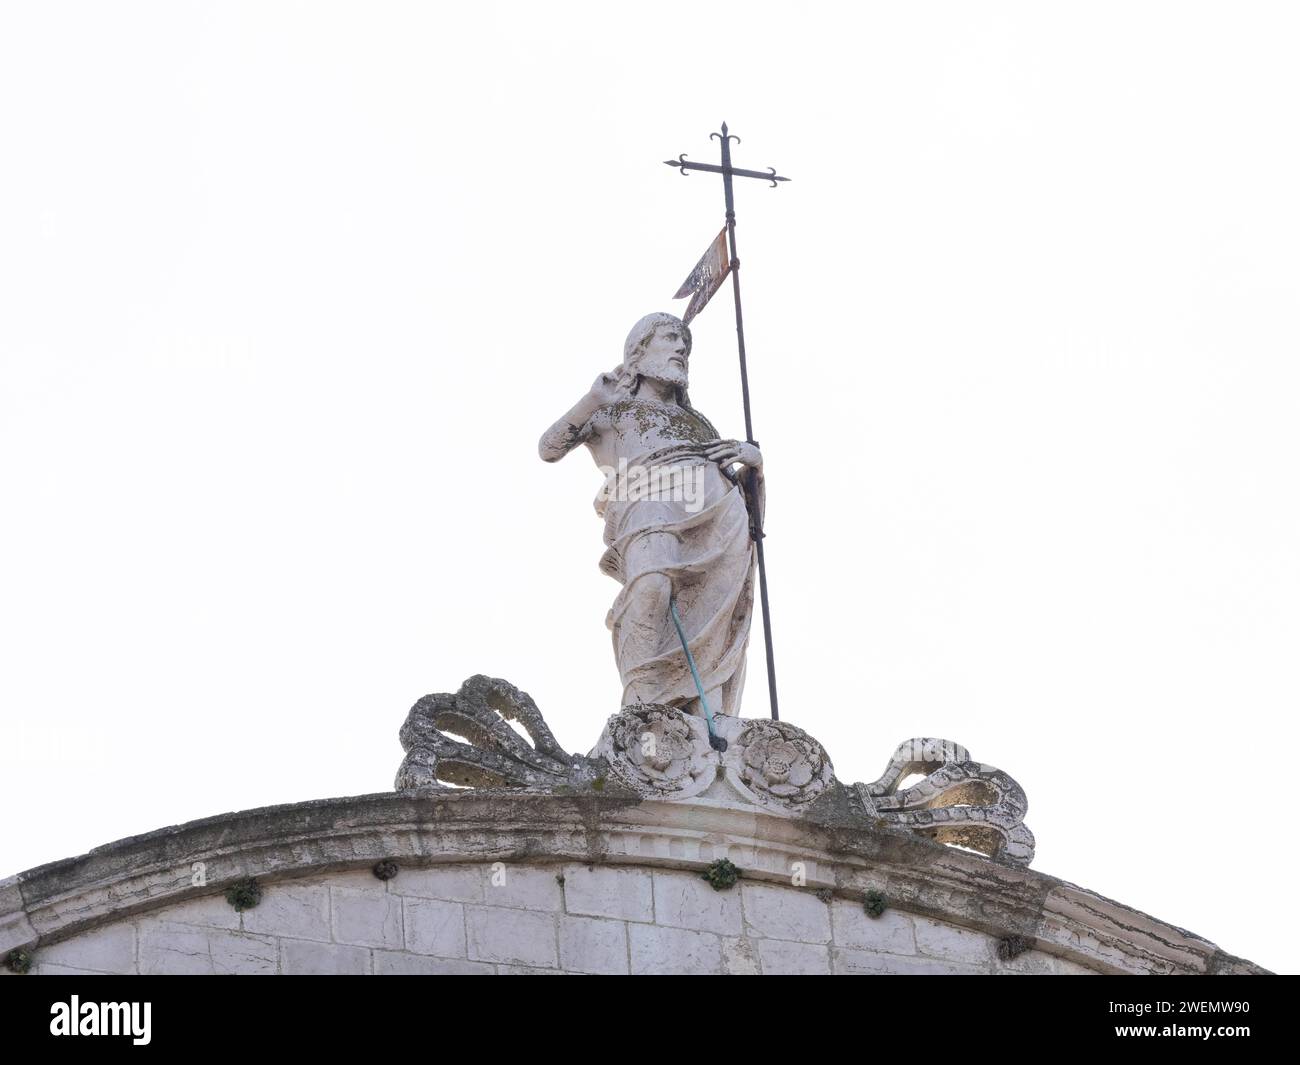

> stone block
[208,930,278,975]
[829,899,916,955]
[653,870,742,935]
[389,864,485,903]
[30,963,106,975]
[832,947,985,975]
[138,921,216,975]
[374,951,494,975]
[240,881,330,942]
[756,938,831,975]
[628,923,723,975]
[152,892,241,930]
[134,921,275,975]
[483,864,562,911]
[280,938,369,975]
[37,922,136,974]
[332,887,403,949]
[562,864,654,922]
[913,917,994,964]
[403,898,466,958]
[722,936,761,974]
[303,868,385,892]
[559,915,628,975]
[466,906,557,968]
[741,882,831,943]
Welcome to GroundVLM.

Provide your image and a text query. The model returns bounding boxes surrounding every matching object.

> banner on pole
[673,228,731,325]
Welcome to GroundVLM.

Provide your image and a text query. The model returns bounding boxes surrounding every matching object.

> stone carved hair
[623,311,694,370]
[617,312,719,440]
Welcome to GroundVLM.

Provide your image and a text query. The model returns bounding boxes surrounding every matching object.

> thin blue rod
[669,596,717,737]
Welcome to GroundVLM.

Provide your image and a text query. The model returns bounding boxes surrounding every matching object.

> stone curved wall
[11,862,1095,976]
[0,791,1268,975]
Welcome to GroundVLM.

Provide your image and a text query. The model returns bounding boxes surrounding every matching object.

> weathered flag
[673,228,731,325]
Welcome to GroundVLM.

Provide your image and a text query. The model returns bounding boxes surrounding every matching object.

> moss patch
[997,934,1033,961]
[225,878,263,912]
[701,858,742,892]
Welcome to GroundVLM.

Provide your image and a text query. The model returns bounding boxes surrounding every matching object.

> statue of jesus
[539,312,762,720]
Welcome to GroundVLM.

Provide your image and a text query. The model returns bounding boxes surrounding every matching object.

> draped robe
[594,443,757,715]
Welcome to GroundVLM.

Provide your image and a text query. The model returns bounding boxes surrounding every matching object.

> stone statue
[396,316,1037,867]
[539,312,762,719]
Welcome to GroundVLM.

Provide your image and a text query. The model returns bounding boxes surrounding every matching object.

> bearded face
[632,323,689,389]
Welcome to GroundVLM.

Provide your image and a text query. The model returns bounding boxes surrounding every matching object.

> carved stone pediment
[396,677,1036,866]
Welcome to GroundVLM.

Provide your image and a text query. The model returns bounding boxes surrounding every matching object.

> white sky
[2,1,1296,974]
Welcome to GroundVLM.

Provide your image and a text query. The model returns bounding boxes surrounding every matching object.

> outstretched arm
[538,370,624,462]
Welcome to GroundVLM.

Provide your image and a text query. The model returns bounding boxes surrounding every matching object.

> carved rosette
[722,718,834,814]
[855,737,1036,866]
[592,703,716,799]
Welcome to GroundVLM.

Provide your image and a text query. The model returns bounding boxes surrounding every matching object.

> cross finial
[662,125,790,187]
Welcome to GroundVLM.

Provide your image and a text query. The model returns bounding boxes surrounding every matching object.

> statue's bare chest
[592,399,717,461]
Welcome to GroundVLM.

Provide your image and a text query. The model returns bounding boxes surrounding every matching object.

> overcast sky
[2,1,1297,974]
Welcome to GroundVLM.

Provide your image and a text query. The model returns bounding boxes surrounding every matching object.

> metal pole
[716,123,780,722]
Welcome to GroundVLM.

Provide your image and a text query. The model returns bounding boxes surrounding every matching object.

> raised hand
[588,368,628,407]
